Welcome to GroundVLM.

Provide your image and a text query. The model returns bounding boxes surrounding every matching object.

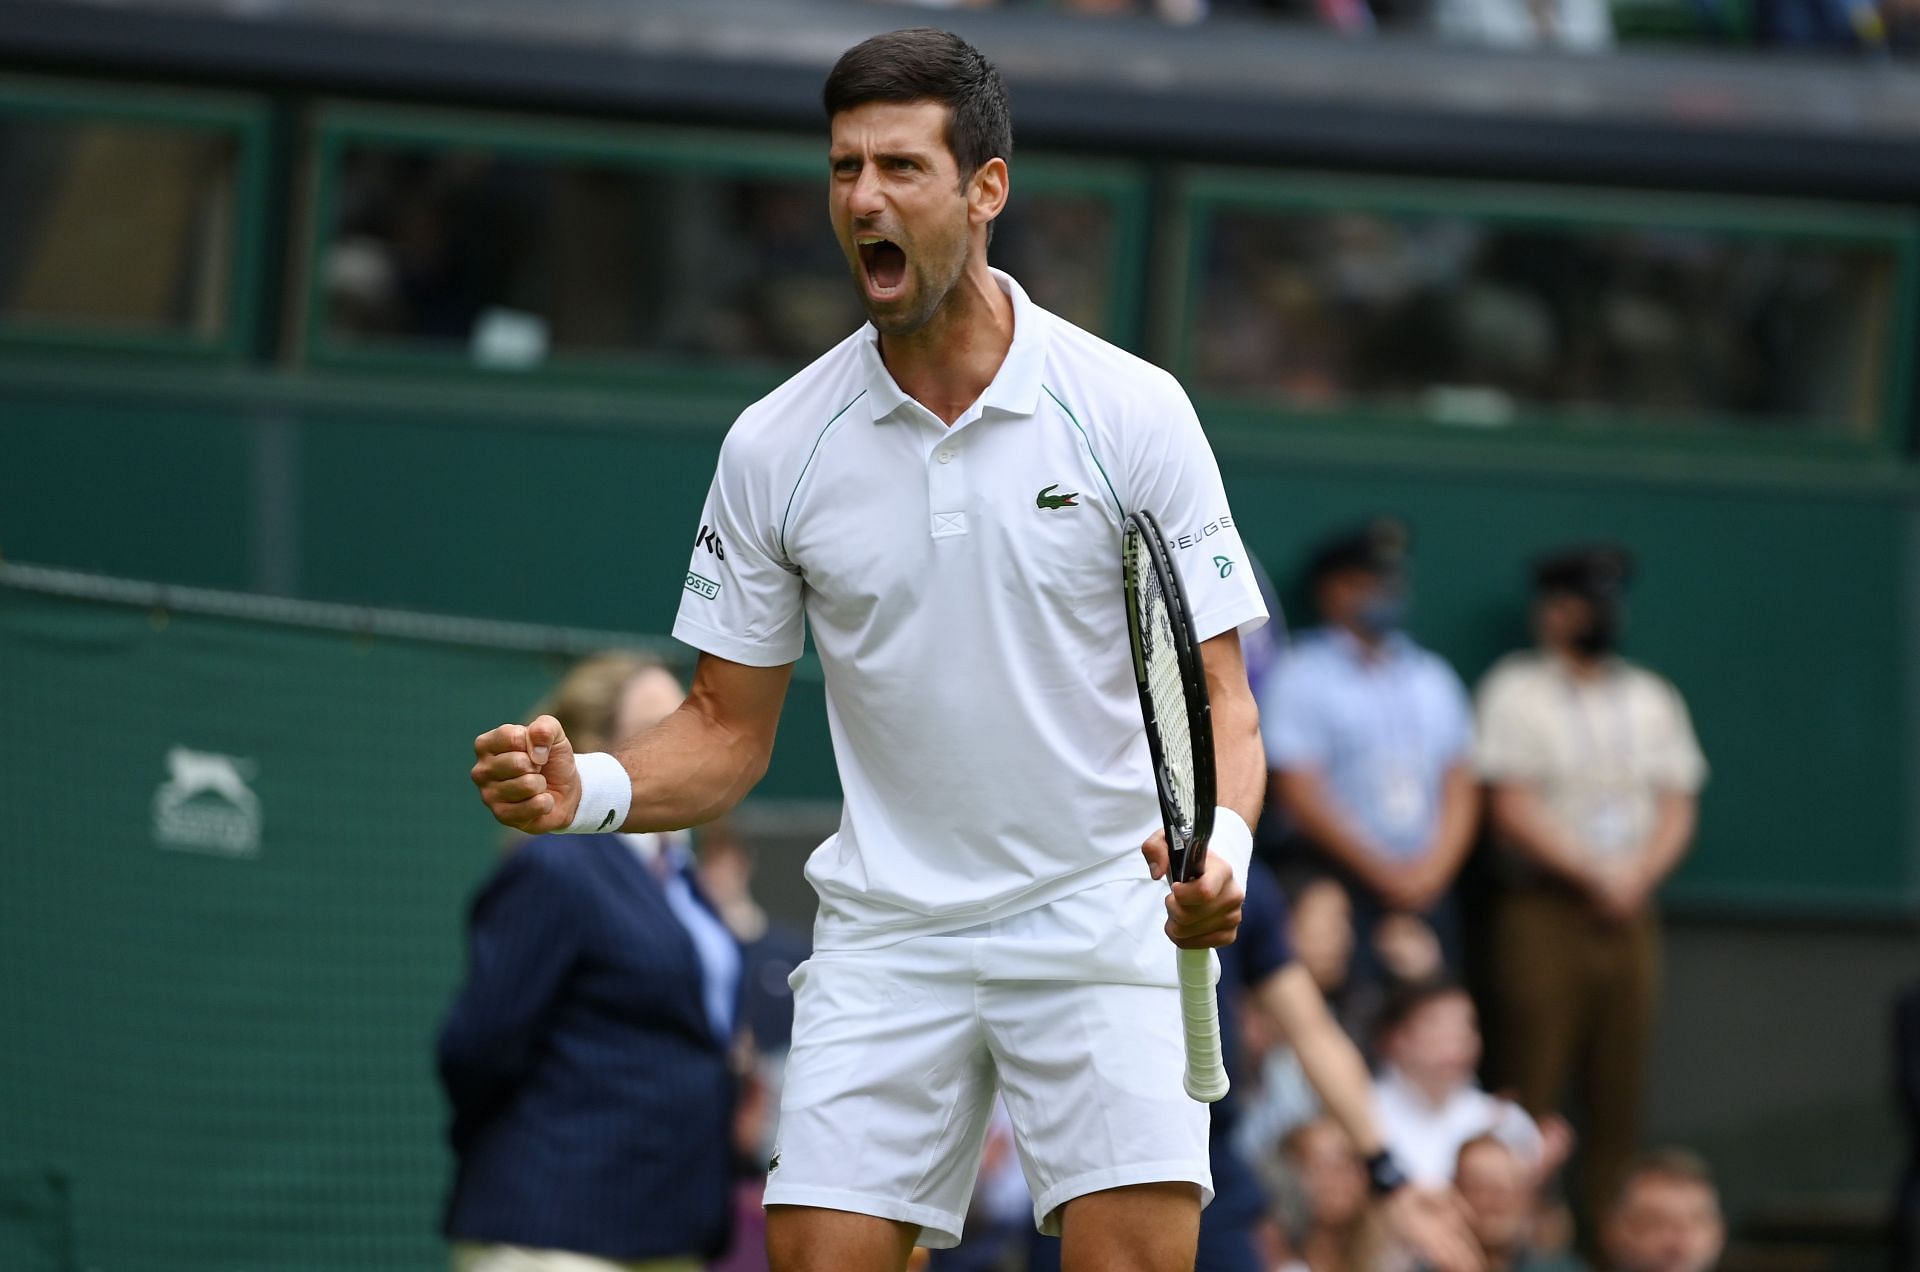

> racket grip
[1176,946,1229,1103]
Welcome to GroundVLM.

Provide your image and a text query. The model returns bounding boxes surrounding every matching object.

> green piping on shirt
[1043,384,1124,515]
[779,388,868,559]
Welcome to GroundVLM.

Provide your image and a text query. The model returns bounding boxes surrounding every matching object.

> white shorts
[763,876,1213,1249]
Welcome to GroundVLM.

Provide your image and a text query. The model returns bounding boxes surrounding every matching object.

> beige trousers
[451,1243,702,1272]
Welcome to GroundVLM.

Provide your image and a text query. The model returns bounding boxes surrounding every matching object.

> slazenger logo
[152,747,261,858]
[685,571,721,601]
[1171,514,1234,551]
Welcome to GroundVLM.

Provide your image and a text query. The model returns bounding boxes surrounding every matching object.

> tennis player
[473,29,1474,1272]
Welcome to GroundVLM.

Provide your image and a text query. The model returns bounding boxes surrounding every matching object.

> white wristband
[1210,807,1255,886]
[564,751,632,834]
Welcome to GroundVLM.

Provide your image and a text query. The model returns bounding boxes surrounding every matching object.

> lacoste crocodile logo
[1035,484,1080,510]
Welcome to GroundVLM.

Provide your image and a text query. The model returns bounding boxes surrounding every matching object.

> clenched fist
[1141,831,1245,949]
[471,714,581,834]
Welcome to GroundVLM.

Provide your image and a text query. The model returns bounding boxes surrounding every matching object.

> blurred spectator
[1202,859,1312,1272]
[1203,864,1485,1272]
[1476,547,1706,1231]
[1892,0,1920,48]
[1054,0,1209,19]
[1023,855,1481,1272]
[1599,1152,1724,1272]
[1233,873,1367,1165]
[1430,0,1615,50]
[1271,1119,1387,1272]
[1372,980,1549,1187]
[1263,519,1479,980]
[438,653,741,1272]
[696,826,810,1057]
[1897,983,1920,1272]
[694,820,808,1272]
[1189,203,1890,438]
[1456,1136,1588,1272]
[1755,0,1888,46]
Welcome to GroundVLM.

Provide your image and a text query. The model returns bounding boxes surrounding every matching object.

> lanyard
[1559,664,1633,773]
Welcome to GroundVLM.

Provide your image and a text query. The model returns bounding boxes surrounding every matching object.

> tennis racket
[1121,508,1228,1104]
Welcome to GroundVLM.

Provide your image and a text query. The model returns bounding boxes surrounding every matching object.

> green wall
[3,358,1915,912]
[0,586,548,1271]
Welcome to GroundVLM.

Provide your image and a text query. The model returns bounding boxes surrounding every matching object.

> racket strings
[1137,567,1197,838]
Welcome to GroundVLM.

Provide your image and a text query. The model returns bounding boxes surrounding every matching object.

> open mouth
[856,236,908,301]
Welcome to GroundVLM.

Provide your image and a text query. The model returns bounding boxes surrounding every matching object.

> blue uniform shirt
[625,833,741,1044]
[1259,628,1472,862]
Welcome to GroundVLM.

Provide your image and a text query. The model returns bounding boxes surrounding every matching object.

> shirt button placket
[929,436,968,539]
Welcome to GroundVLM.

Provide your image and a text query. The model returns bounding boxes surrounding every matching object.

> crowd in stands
[969,523,1711,1271]
[432,520,1773,1271]
[879,0,1920,54]
[321,147,1895,446]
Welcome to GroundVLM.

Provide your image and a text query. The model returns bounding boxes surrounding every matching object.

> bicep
[685,651,796,762]
[1198,629,1254,711]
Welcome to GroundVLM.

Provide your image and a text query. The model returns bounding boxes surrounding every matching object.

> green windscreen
[0,574,682,1271]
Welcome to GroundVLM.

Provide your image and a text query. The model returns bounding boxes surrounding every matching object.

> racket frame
[1122,509,1218,885]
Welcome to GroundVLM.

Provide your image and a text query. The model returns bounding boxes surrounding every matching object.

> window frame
[0,76,272,362]
[299,104,1150,386]
[1169,167,1920,457]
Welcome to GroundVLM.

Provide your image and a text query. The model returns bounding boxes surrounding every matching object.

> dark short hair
[1373,976,1471,1046]
[1274,866,1343,909]
[1308,517,1411,588]
[823,28,1013,184]
[1610,1148,1719,1216]
[1531,543,1634,600]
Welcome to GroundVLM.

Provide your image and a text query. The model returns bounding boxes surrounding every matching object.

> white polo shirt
[673,270,1266,950]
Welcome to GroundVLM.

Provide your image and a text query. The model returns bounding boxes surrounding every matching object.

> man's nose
[847,166,885,218]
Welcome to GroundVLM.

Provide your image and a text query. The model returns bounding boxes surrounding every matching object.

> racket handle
[1176,946,1229,1103]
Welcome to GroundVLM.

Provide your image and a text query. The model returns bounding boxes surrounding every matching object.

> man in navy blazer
[438,656,743,1272]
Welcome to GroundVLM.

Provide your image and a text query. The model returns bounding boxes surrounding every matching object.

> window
[0,81,264,354]
[309,113,1144,375]
[1180,173,1917,441]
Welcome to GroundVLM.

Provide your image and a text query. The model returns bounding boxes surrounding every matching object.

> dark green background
[4,361,1913,911]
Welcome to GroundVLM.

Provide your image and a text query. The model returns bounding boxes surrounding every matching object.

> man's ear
[968,157,1010,228]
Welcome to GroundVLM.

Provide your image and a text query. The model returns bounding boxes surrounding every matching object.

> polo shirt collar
[860,268,1048,425]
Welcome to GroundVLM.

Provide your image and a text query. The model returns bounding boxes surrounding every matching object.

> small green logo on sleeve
[685,571,721,600]
[1035,484,1080,510]
[1212,555,1235,578]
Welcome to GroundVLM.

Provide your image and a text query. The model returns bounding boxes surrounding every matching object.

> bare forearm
[1260,965,1383,1157]
[1488,783,1597,890]
[1216,686,1264,832]
[1429,765,1480,875]
[1201,630,1264,831]
[1276,768,1386,881]
[612,655,791,832]
[614,707,766,831]
[1629,792,1696,889]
